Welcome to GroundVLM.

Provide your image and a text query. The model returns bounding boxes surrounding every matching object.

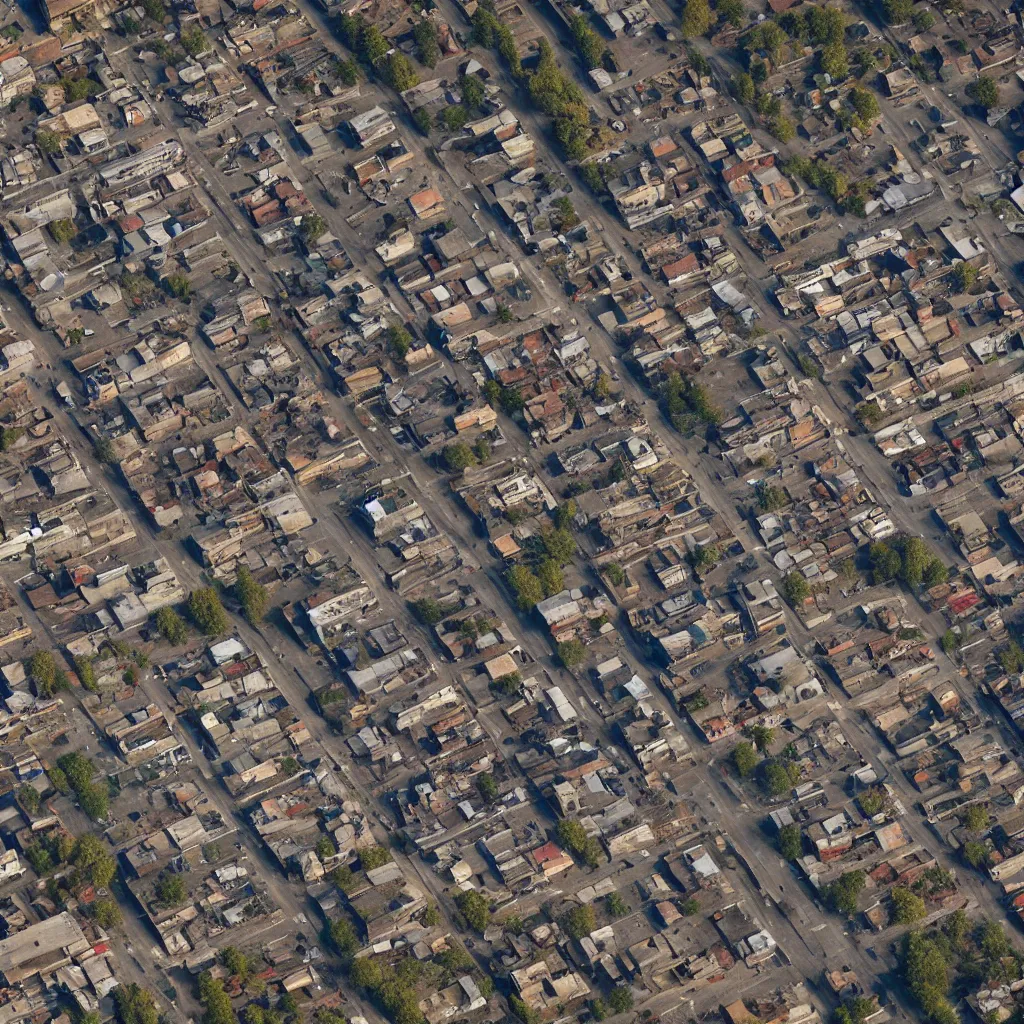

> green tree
[221,946,252,982]
[442,442,477,471]
[824,870,865,916]
[413,20,440,67]
[756,481,787,511]
[507,565,543,610]
[388,323,413,357]
[413,598,444,625]
[156,873,187,907]
[569,13,607,68]
[29,651,59,697]
[912,8,935,29]
[746,724,774,753]
[940,629,959,655]
[558,639,586,668]
[156,606,189,644]
[360,845,391,870]
[18,784,40,814]
[967,75,999,109]
[455,889,491,931]
[860,788,886,816]
[36,129,62,154]
[562,903,596,939]
[234,566,268,627]
[412,107,432,135]
[166,272,192,299]
[891,886,926,925]
[557,818,602,868]
[898,535,930,588]
[187,587,228,636]
[542,526,576,565]
[461,74,485,110]
[606,892,629,917]
[760,759,795,797]
[93,897,123,929]
[537,559,564,597]
[870,541,902,582]
[923,559,948,588]
[330,916,360,959]
[382,51,419,91]
[732,71,755,105]
[199,972,236,1024]
[438,105,469,132]
[778,823,802,860]
[717,0,745,26]
[72,833,117,886]
[113,983,159,1024]
[301,213,327,243]
[781,571,811,605]
[881,0,913,22]
[316,835,336,861]
[954,261,979,292]
[181,25,206,56]
[476,772,499,802]
[849,86,880,123]
[608,987,634,1014]
[808,5,846,43]
[49,218,76,244]
[820,41,848,79]
[962,804,989,833]
[681,0,713,35]
[732,741,758,778]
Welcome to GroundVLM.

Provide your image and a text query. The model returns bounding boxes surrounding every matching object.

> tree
[360,845,391,870]
[681,0,713,35]
[778,823,802,860]
[301,213,327,243]
[166,272,192,299]
[181,25,206,56]
[821,41,849,79]
[554,499,578,529]
[940,630,959,655]
[413,20,440,67]
[558,639,585,668]
[388,323,413,358]
[824,870,865,916]
[93,897,123,929]
[732,71,755,104]
[382,51,419,91]
[747,724,774,753]
[455,889,491,932]
[412,107,432,135]
[552,196,580,230]
[438,104,469,131]
[442,442,477,472]
[770,114,795,142]
[760,759,795,798]
[606,893,629,917]
[891,886,926,925]
[329,916,360,959]
[962,804,989,833]
[156,606,189,644]
[72,833,117,886]
[558,819,602,868]
[717,0,745,26]
[808,5,846,44]
[29,651,59,697]
[850,87,880,123]
[563,903,596,939]
[967,75,999,110]
[113,983,159,1024]
[870,542,902,582]
[756,481,787,511]
[538,559,564,598]
[542,526,576,566]
[492,672,522,695]
[49,218,75,244]
[898,535,929,588]
[221,946,252,983]
[234,566,268,627]
[461,74,485,111]
[199,973,236,1024]
[18,784,40,814]
[507,565,543,610]
[608,987,634,1014]
[496,303,514,323]
[1000,640,1024,674]
[316,835,336,861]
[36,129,62,155]
[732,741,758,778]
[156,873,187,906]
[781,571,811,605]
[477,772,499,802]
[923,559,948,588]
[912,8,935,29]
[336,56,360,85]
[881,0,913,22]
[188,588,228,636]
[569,14,607,69]
[860,788,886,816]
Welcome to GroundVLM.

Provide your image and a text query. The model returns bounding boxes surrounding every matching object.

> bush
[49,218,76,245]
[442,442,477,472]
[36,129,63,154]
[756,482,787,511]
[180,25,206,56]
[165,272,191,300]
[681,0,713,35]
[606,893,629,917]
[781,571,810,605]
[301,213,327,242]
[962,804,989,833]
[661,372,721,433]
[954,261,979,292]
[476,772,499,802]
[155,873,187,906]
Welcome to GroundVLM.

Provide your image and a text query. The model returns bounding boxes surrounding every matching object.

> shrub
[608,987,634,1014]
[360,845,391,870]
[455,889,491,932]
[557,639,585,668]
[562,903,595,939]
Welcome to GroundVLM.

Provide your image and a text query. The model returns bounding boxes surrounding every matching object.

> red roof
[531,841,565,865]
